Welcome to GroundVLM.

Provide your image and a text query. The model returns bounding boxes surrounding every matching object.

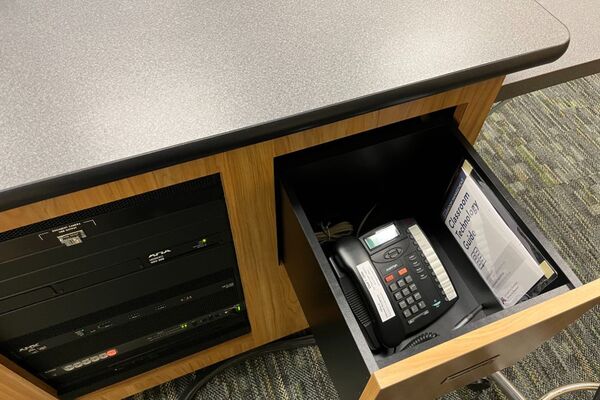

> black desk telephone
[331,219,458,350]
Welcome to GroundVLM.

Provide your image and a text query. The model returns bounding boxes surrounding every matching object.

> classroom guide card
[441,161,543,308]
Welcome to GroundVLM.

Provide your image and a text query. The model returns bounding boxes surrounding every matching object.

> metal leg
[488,372,528,400]
[487,371,600,400]
[538,383,600,400]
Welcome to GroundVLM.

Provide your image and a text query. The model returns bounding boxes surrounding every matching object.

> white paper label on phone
[355,260,395,322]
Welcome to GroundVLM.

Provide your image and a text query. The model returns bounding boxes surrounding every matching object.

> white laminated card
[442,161,543,308]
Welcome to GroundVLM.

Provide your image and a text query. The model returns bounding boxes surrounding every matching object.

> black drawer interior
[276,111,580,399]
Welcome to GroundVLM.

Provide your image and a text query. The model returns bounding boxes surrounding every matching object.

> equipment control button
[99,353,108,359]
[406,296,414,305]
[410,305,419,314]
[403,309,412,318]
[389,282,398,292]
[82,358,91,365]
[384,248,403,260]
[106,349,118,357]
[399,300,407,309]
[418,301,427,309]
[409,283,417,292]
[385,274,394,283]
[63,365,74,372]
[90,356,99,363]
[405,275,413,284]
[414,292,422,301]
[398,267,408,276]
[73,362,82,369]
[394,292,403,301]
[401,288,411,297]
[397,279,406,288]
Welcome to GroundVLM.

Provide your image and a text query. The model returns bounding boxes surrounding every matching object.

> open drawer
[276,112,600,400]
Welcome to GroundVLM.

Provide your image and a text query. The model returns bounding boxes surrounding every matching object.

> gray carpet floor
[132,73,600,400]
[130,344,339,400]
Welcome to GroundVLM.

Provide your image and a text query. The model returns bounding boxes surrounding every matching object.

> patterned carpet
[132,73,600,400]
[130,344,339,400]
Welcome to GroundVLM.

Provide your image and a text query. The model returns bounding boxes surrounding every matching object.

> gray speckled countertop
[0,0,568,211]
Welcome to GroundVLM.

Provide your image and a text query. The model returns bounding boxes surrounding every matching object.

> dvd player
[0,174,250,398]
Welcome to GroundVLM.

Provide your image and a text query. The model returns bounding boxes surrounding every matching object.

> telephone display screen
[364,224,399,250]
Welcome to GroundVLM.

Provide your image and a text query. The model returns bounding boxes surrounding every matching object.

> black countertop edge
[0,39,568,215]
[498,58,600,101]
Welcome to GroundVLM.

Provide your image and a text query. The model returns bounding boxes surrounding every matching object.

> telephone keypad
[385,272,432,322]
[402,291,427,322]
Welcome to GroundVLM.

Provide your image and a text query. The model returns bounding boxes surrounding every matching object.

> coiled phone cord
[399,331,439,352]
[315,221,354,243]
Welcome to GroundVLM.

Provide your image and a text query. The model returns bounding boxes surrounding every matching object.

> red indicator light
[106,349,118,357]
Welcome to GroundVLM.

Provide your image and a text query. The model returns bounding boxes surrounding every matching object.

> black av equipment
[0,174,249,398]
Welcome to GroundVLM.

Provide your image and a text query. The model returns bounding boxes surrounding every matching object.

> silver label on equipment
[57,230,87,247]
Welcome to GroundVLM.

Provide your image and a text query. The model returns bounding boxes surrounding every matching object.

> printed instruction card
[442,161,543,308]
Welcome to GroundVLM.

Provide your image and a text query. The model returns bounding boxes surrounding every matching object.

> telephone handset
[332,219,458,349]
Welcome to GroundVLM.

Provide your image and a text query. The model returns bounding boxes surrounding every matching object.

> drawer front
[361,278,600,400]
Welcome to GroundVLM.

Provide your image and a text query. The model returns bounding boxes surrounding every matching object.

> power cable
[178,335,316,400]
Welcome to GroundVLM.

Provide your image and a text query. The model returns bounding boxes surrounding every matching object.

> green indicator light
[236,305,241,312]
[180,323,188,329]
